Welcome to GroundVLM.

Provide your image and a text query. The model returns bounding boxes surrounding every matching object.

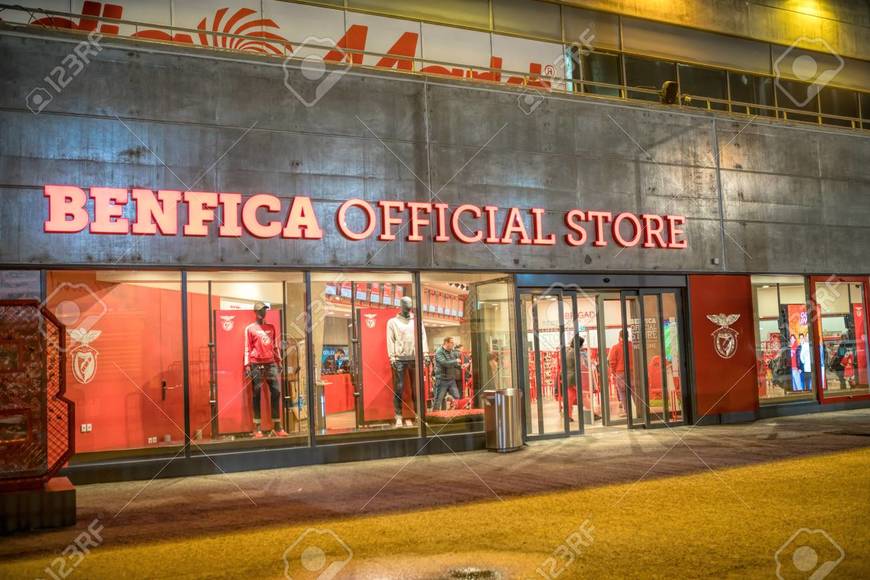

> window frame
[810,275,870,404]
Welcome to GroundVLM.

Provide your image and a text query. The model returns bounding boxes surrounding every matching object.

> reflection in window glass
[186,272,308,450]
[819,86,859,128]
[310,272,419,441]
[574,50,621,97]
[348,0,489,29]
[678,64,727,110]
[815,280,869,397]
[492,0,562,41]
[728,72,775,116]
[775,79,819,123]
[752,276,814,403]
[624,55,676,102]
[45,271,184,459]
[421,273,515,435]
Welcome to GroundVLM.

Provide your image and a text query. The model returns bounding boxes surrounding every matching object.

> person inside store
[608,330,627,412]
[829,333,853,390]
[799,333,812,391]
[488,351,499,378]
[789,334,802,391]
[561,336,587,422]
[334,348,349,373]
[245,301,288,438]
[433,337,462,411]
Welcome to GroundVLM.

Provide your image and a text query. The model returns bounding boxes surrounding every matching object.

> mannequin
[387,296,419,428]
[245,301,287,438]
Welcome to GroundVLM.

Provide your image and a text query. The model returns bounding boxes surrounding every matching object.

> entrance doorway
[519,286,688,437]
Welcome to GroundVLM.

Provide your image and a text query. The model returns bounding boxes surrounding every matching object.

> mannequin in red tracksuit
[245,302,287,438]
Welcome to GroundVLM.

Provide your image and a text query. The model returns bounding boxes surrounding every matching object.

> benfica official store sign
[43,185,688,249]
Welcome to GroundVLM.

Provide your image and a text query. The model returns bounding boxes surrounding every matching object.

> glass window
[310,272,419,441]
[678,64,727,111]
[814,279,869,397]
[0,270,40,299]
[45,271,184,459]
[348,0,490,29]
[563,7,619,50]
[186,272,309,451]
[621,17,770,75]
[752,275,814,403]
[573,50,621,97]
[624,55,676,102]
[819,86,860,128]
[562,6,619,50]
[862,93,870,130]
[420,273,516,435]
[775,79,819,124]
[728,72,775,117]
[492,0,562,41]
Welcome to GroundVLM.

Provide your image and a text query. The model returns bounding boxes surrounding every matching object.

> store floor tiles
[1,409,870,578]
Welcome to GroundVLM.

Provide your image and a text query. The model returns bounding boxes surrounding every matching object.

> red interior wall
[358,307,415,421]
[214,309,282,433]
[688,275,759,417]
[48,272,214,453]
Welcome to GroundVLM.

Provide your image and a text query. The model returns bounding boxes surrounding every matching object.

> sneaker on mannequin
[253,430,264,439]
[274,429,288,437]
[403,419,414,427]
[394,414,402,428]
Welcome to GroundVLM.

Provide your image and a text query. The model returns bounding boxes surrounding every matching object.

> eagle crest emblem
[706,313,740,359]
[69,328,101,384]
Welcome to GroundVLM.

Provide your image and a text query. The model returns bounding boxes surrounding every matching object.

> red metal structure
[0,300,74,492]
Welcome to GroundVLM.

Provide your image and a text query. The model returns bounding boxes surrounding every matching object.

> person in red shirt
[245,302,287,438]
[608,330,628,413]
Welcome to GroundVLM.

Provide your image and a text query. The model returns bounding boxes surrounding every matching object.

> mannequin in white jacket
[387,296,425,427]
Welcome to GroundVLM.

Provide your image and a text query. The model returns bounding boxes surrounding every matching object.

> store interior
[753,276,869,401]
[521,290,684,435]
[46,270,516,456]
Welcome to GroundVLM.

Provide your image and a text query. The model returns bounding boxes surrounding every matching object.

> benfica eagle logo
[364,313,377,329]
[706,313,740,359]
[69,327,101,384]
[220,315,235,331]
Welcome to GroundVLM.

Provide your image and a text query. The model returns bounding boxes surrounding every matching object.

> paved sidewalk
[2,409,869,560]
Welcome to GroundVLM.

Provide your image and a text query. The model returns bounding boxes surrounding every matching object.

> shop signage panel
[9,0,568,91]
[42,186,689,251]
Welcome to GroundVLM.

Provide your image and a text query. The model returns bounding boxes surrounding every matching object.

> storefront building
[0,0,869,483]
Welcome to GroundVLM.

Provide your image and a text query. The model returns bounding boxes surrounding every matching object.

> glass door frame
[810,275,870,404]
[601,288,689,429]
[518,289,586,439]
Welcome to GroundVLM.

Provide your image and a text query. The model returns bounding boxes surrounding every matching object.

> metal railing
[1,3,865,131]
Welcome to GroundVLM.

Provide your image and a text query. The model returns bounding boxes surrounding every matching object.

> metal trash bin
[483,388,523,452]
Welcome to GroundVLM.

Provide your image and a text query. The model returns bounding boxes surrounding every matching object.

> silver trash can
[483,388,523,452]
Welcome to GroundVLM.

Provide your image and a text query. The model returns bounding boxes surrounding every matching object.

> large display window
[186,272,309,450]
[309,272,421,441]
[812,277,870,399]
[752,275,815,403]
[420,273,516,435]
[45,271,185,457]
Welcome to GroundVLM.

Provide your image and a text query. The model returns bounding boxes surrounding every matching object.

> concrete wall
[0,30,868,275]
